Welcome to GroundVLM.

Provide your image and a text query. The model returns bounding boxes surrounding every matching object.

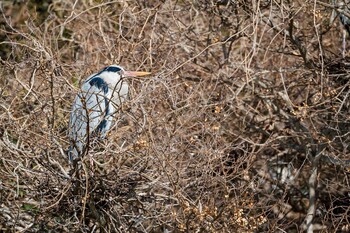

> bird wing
[68,77,114,159]
[340,14,350,35]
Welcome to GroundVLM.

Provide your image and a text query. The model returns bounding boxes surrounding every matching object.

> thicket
[0,0,349,232]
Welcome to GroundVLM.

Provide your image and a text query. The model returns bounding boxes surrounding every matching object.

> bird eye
[119,70,125,78]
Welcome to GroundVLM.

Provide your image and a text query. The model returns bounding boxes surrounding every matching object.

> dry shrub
[0,0,349,232]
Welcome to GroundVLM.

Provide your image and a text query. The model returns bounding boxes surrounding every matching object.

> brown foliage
[0,0,349,232]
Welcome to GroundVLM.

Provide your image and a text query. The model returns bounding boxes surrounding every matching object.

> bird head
[103,64,151,77]
[98,64,151,87]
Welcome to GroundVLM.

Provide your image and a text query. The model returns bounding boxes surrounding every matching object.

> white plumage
[68,65,150,161]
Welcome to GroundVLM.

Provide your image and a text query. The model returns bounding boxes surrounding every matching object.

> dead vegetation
[0,0,349,232]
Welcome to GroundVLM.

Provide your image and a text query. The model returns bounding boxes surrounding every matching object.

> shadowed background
[0,0,349,232]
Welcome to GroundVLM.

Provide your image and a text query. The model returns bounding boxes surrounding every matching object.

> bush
[0,1,349,232]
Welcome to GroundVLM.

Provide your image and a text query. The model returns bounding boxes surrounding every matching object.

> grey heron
[338,0,350,56]
[68,65,151,161]
[340,12,350,35]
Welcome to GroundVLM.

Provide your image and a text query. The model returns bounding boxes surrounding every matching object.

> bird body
[340,1,350,34]
[338,1,350,56]
[340,13,350,35]
[68,65,150,161]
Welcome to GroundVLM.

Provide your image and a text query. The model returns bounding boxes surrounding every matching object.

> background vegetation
[0,0,349,232]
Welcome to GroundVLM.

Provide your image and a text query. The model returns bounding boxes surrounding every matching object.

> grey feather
[68,65,128,161]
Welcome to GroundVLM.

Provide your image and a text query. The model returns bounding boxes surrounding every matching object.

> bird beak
[124,71,151,77]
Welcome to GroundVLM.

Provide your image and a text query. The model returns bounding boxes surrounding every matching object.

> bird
[338,0,350,56]
[340,12,350,35]
[68,65,151,161]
